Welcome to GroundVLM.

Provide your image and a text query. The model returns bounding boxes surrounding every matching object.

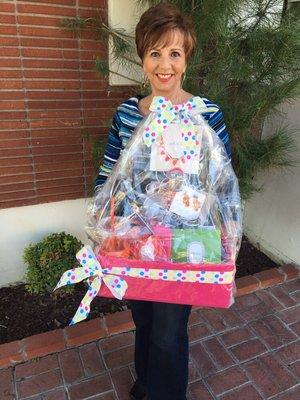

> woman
[95,3,232,400]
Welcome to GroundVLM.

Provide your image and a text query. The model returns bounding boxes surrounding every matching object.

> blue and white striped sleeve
[94,111,122,191]
[208,107,232,160]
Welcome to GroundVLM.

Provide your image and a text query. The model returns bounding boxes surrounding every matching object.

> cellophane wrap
[87,96,242,308]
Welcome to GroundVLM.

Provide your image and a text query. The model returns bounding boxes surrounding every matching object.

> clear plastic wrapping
[85,96,242,308]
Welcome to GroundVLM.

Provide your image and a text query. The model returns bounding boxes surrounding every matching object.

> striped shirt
[95,95,231,189]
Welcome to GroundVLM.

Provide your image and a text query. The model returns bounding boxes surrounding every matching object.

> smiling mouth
[156,73,173,82]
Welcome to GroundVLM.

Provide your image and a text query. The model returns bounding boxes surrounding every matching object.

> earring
[142,73,149,88]
[182,72,186,85]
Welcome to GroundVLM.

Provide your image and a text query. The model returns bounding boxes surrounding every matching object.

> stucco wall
[244,99,300,264]
[0,199,90,286]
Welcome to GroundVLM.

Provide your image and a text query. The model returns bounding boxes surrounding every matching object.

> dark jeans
[130,300,192,400]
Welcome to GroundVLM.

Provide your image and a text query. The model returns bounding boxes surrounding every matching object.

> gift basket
[56,96,242,324]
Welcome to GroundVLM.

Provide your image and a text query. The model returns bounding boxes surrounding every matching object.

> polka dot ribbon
[54,245,128,325]
[142,96,208,160]
[101,264,234,285]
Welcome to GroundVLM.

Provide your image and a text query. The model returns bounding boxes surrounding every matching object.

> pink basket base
[97,276,234,308]
[96,253,235,308]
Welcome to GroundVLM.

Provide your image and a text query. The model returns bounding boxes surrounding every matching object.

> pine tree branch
[101,23,134,43]
[119,55,142,68]
[281,0,289,21]
[250,0,278,32]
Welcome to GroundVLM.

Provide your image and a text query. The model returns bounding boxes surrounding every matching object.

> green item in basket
[171,228,221,263]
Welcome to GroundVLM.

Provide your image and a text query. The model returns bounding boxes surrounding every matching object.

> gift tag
[169,187,206,220]
[149,123,202,174]
[162,124,183,158]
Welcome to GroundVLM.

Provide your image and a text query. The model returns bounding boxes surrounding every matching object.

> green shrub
[23,232,83,295]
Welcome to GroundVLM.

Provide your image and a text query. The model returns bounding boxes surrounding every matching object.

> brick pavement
[1,279,299,400]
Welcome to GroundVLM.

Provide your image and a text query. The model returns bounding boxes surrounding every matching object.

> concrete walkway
[1,279,299,400]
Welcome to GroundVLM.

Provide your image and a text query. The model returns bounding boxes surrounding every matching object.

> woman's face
[142,29,187,97]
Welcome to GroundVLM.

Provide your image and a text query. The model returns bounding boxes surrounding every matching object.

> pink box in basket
[96,253,236,308]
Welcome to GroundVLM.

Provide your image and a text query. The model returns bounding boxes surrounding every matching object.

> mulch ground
[0,236,278,345]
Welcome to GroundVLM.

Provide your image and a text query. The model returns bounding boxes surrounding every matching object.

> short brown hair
[135,2,196,61]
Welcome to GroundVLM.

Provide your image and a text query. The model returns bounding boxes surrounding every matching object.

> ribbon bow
[54,245,128,325]
[142,95,207,148]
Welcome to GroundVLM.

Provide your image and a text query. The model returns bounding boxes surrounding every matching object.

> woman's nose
[158,56,171,70]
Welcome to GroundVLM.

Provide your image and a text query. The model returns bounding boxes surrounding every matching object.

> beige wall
[244,99,300,264]
[108,0,146,85]
[0,199,90,286]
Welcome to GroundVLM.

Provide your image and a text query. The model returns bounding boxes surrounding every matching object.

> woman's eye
[150,51,160,58]
[171,51,181,58]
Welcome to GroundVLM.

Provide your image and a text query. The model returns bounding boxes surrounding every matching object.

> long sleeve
[207,107,232,160]
[94,111,122,191]
[207,107,240,225]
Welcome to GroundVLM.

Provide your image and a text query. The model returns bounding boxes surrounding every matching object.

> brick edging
[0,263,298,370]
